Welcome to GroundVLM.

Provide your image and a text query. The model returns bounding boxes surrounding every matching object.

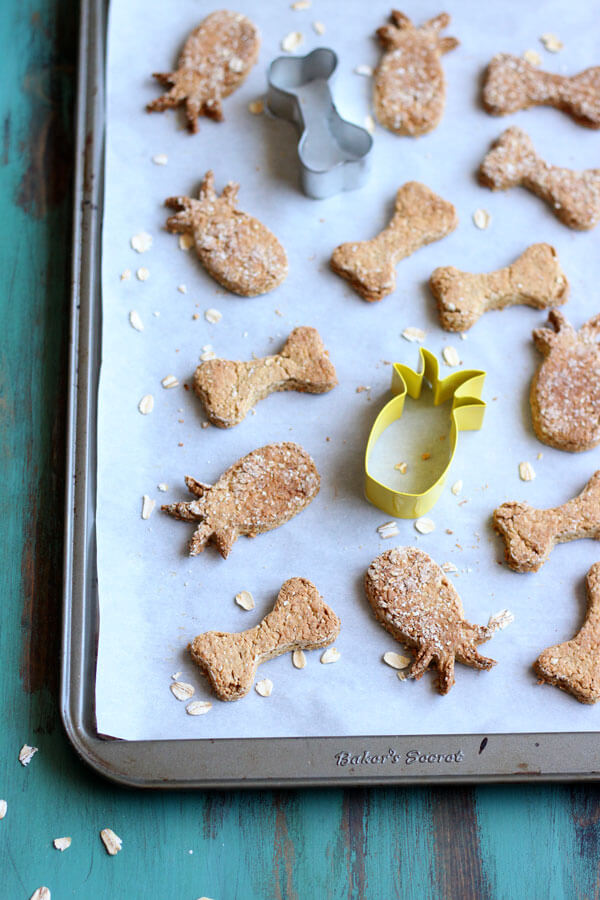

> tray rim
[60,0,600,788]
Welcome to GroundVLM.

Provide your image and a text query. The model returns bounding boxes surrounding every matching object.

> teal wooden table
[2,2,600,898]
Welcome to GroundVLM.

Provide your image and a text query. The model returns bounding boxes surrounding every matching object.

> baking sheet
[97,0,600,741]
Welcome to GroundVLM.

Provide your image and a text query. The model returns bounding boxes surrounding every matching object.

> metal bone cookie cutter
[266,48,373,199]
[365,348,486,519]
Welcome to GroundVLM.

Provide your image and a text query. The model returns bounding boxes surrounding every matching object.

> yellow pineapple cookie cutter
[365,348,486,519]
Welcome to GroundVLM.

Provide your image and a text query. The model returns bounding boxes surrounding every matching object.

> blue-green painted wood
[3,2,600,899]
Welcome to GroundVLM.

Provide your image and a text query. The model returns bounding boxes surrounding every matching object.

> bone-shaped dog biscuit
[194,327,337,428]
[365,547,507,694]
[479,126,600,230]
[165,171,288,296]
[162,442,320,558]
[494,471,600,573]
[190,577,340,700]
[483,53,600,129]
[330,182,458,302]
[534,563,600,704]
[430,243,568,332]
[531,311,600,452]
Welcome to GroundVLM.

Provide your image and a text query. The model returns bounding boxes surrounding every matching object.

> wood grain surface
[2,2,600,898]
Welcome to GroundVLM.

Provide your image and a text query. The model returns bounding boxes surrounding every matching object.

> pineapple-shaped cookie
[531,310,600,451]
[165,171,288,297]
[373,11,458,136]
[147,11,260,133]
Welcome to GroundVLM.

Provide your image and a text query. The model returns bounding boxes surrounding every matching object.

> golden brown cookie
[374,11,458,135]
[483,53,600,129]
[534,563,600,704]
[162,442,320,558]
[190,577,340,700]
[165,171,288,296]
[478,126,600,230]
[194,327,337,428]
[330,181,457,302]
[147,11,260,132]
[531,311,600,452]
[494,471,600,573]
[430,243,568,332]
[365,547,510,694]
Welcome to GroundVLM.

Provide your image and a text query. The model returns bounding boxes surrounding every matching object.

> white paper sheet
[98,0,600,740]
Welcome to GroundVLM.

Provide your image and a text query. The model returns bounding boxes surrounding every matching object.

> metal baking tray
[61,0,600,787]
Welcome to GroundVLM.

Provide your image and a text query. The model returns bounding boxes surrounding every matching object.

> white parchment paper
[98,0,600,740]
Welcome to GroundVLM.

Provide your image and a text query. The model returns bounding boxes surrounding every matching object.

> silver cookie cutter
[266,48,373,199]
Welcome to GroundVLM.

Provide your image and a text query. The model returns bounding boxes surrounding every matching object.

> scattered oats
[157,483,168,492]
[186,701,212,716]
[397,671,407,682]
[355,64,373,77]
[292,649,307,669]
[442,346,460,367]
[152,153,168,165]
[519,461,536,482]
[138,394,154,415]
[472,208,491,229]
[523,49,542,66]
[192,313,200,320]
[356,385,370,393]
[141,495,155,520]
[131,232,152,253]
[161,374,179,389]
[383,651,411,669]
[275,308,283,317]
[540,32,563,52]
[120,268,131,281]
[451,480,463,496]
[488,609,515,631]
[446,528,453,534]
[53,837,71,852]
[129,310,144,332]
[179,233,194,251]
[364,114,376,134]
[0,800,6,819]
[29,890,51,900]
[282,31,303,53]
[200,348,217,361]
[235,590,255,610]
[100,828,122,856]
[537,452,543,460]
[312,21,326,34]
[19,744,37,766]
[395,462,408,474]
[320,647,340,664]
[460,332,467,340]
[291,0,311,8]
[415,517,435,535]
[205,308,222,324]
[248,99,264,115]
[378,520,399,539]
[421,452,431,461]
[177,283,187,294]
[171,681,195,701]
[229,56,244,73]
[442,561,459,573]
[255,678,273,697]
[136,267,149,281]
[171,672,182,680]
[402,326,426,342]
